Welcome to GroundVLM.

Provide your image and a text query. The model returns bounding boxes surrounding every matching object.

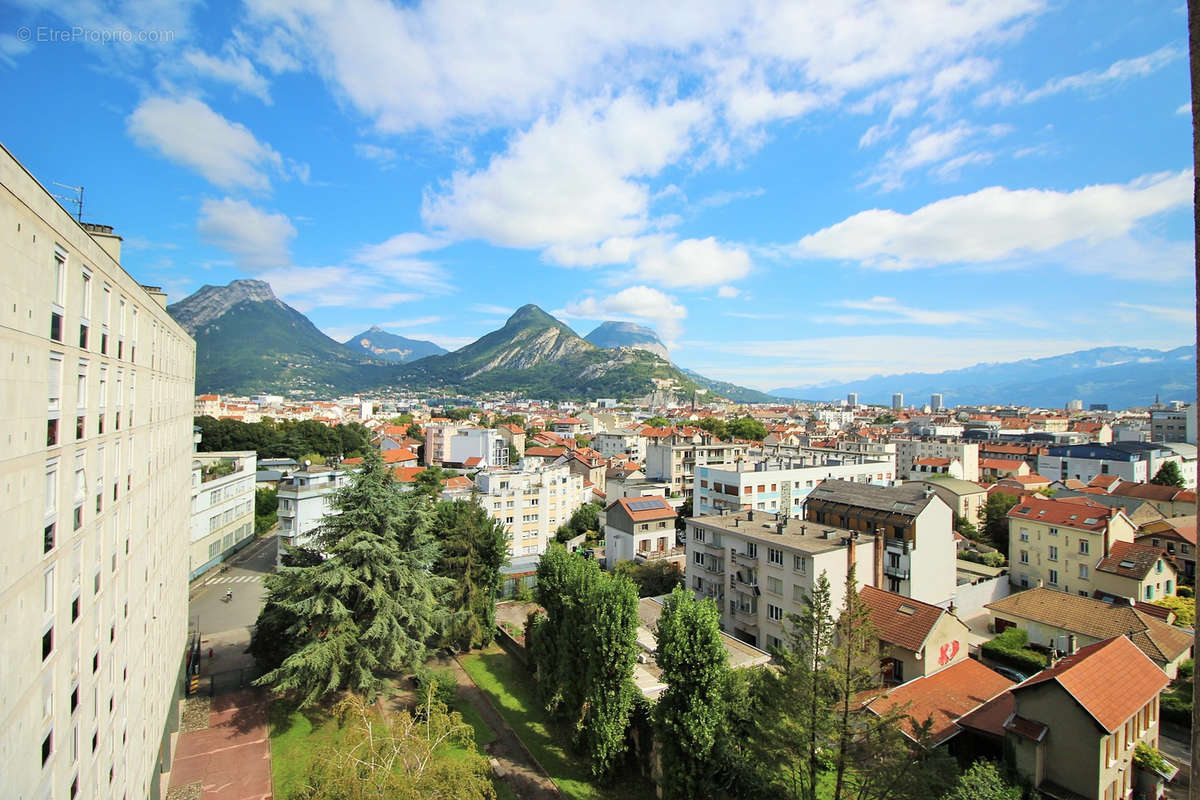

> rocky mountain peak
[585,320,669,359]
[167,278,282,335]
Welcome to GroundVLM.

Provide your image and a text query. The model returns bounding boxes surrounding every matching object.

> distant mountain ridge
[585,321,670,359]
[771,345,1197,409]
[344,326,447,363]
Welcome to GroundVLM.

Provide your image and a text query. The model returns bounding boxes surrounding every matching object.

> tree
[676,497,692,533]
[432,499,510,651]
[758,572,837,800]
[255,485,279,536]
[405,423,425,443]
[692,417,729,440]
[412,465,449,500]
[556,502,601,543]
[298,452,327,466]
[1153,594,1196,626]
[336,422,373,459]
[644,416,670,428]
[1152,461,1187,488]
[983,493,1020,551]
[611,559,683,597]
[828,565,881,800]
[290,693,495,800]
[253,450,448,706]
[940,761,1020,800]
[726,416,768,441]
[872,413,897,425]
[654,587,727,799]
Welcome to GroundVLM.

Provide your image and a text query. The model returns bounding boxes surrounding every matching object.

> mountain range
[168,280,761,402]
[343,326,447,362]
[771,346,1197,409]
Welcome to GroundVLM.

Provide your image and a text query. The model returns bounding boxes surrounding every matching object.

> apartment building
[804,480,956,607]
[189,451,257,579]
[685,509,880,650]
[1151,405,1196,445]
[0,144,196,800]
[1007,496,1136,595]
[892,438,979,482]
[276,466,349,553]
[693,456,894,518]
[447,427,508,469]
[591,431,646,462]
[422,422,464,466]
[645,439,747,498]
[474,461,587,559]
[603,496,681,568]
[1036,442,1181,486]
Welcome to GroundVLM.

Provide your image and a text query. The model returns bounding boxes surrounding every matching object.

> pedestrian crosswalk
[204,574,263,585]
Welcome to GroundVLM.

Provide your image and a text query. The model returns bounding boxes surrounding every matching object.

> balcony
[731,550,759,568]
[635,545,686,563]
[884,564,910,580]
[731,604,759,625]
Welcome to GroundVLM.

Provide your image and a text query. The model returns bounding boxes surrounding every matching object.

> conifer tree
[830,564,879,799]
[654,586,727,799]
[433,499,510,650]
[254,450,448,706]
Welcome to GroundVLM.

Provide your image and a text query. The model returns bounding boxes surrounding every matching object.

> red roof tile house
[1093,540,1178,604]
[957,636,1171,800]
[1136,516,1197,585]
[603,496,681,569]
[860,586,971,684]
[1007,496,1137,595]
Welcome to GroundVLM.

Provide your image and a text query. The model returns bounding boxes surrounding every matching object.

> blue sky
[1,0,1194,392]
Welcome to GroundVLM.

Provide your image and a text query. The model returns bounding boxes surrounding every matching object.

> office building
[846,392,858,408]
[891,393,904,410]
[930,393,944,411]
[0,144,196,800]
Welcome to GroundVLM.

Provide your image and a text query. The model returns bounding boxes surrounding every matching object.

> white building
[592,431,646,462]
[1152,406,1197,445]
[448,427,509,469]
[686,510,881,651]
[892,393,904,410]
[189,451,257,579]
[693,457,894,517]
[474,461,588,559]
[645,439,747,498]
[276,466,349,554]
[931,393,944,411]
[893,438,980,482]
[0,143,196,800]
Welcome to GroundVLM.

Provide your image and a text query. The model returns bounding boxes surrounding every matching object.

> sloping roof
[608,495,676,522]
[955,690,1014,739]
[808,479,934,516]
[916,478,986,496]
[1014,636,1169,733]
[1095,540,1170,580]
[1137,515,1198,546]
[985,587,1191,667]
[382,448,417,463]
[443,475,473,490]
[390,466,426,483]
[1007,495,1114,532]
[863,659,1014,746]
[1109,481,1196,504]
[1055,490,1159,518]
[524,446,567,458]
[860,585,948,653]
[1088,474,1122,490]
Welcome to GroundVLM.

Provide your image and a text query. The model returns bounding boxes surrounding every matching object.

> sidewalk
[168,690,272,800]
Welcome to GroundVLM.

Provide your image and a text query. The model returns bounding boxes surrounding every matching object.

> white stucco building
[693,456,895,517]
[474,461,588,558]
[0,144,196,800]
[189,451,257,579]
[276,466,349,554]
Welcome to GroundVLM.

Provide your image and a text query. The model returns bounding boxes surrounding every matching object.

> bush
[1161,689,1191,727]
[1177,585,1193,599]
[981,627,1050,675]
[414,667,457,712]
[1179,659,1194,681]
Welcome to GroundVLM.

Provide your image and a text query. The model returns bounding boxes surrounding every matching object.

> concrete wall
[952,574,1011,617]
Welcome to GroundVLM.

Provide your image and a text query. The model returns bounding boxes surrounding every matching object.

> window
[793,554,806,572]
[49,354,63,413]
[1019,550,1029,564]
[768,547,783,566]
[42,730,53,767]
[1048,569,1058,586]
[1079,539,1090,555]
[1145,586,1154,600]
[1048,546,1058,561]
[1019,528,1029,542]
[766,576,782,594]
[43,626,54,660]
[1156,560,1164,574]
[767,603,783,621]
[746,542,757,558]
[1079,564,1089,580]
[693,550,704,565]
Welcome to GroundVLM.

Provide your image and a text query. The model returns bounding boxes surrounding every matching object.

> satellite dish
[304,459,311,467]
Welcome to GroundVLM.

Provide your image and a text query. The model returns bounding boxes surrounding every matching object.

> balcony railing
[884,565,910,580]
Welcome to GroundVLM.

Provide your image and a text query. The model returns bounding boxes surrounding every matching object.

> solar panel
[627,498,663,511]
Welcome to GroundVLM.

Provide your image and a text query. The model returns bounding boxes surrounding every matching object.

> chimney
[141,285,168,309]
[82,222,122,264]
[748,509,755,521]
[874,528,885,588]
[776,522,786,535]
[800,524,807,536]
[1067,634,1077,655]
[847,535,857,572]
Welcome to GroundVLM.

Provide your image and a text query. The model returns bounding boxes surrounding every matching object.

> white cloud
[0,32,33,66]
[260,264,422,312]
[181,48,272,102]
[355,143,399,166]
[1177,103,1191,116]
[815,296,985,326]
[981,45,1180,107]
[864,121,1006,190]
[560,285,686,344]
[717,285,741,298]
[196,197,295,269]
[373,316,443,329]
[422,93,706,249]
[795,170,1191,271]
[356,232,449,261]
[1112,302,1197,326]
[127,96,284,190]
[636,237,752,288]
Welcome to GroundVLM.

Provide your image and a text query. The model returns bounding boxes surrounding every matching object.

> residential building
[985,588,1192,678]
[603,496,681,569]
[1159,442,1197,489]
[474,461,587,559]
[494,423,526,454]
[422,422,465,466]
[1052,490,1166,528]
[1037,442,1179,486]
[1093,540,1177,603]
[448,427,509,469]
[804,480,956,606]
[276,466,349,553]
[591,430,646,462]
[559,448,606,493]
[913,478,987,526]
[1007,495,1136,595]
[892,393,904,410]
[1135,516,1196,584]
[1151,405,1196,445]
[893,438,979,482]
[189,451,257,579]
[0,143,196,800]
[645,439,746,498]
[549,416,586,435]
[694,456,894,518]
[1100,479,1197,519]
[685,509,881,650]
[930,393,944,411]
[956,636,1170,800]
[860,585,971,684]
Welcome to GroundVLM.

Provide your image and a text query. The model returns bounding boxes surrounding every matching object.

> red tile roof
[609,495,677,521]
[955,690,1014,739]
[382,448,417,463]
[1008,496,1115,532]
[390,466,426,483]
[981,458,1025,471]
[443,476,473,490]
[859,586,948,653]
[1095,540,1171,580]
[863,659,1015,745]
[1136,516,1197,547]
[1108,481,1197,504]
[1015,636,1169,733]
[462,456,483,467]
[525,446,567,458]
[1087,474,1122,490]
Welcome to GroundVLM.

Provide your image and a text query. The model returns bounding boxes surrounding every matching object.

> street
[190,535,278,685]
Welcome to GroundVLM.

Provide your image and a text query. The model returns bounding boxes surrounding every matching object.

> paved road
[191,536,277,636]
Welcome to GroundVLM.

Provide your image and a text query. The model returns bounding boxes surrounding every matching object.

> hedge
[981,628,1050,675]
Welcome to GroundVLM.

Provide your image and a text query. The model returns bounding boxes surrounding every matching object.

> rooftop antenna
[51,182,84,222]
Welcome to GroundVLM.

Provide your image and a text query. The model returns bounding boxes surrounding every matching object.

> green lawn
[268,703,344,799]
[459,645,655,800]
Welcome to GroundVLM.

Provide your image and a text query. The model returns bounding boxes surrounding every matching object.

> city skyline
[1,1,1195,391]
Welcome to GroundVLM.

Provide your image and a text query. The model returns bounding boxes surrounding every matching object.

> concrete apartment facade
[276,466,349,552]
[189,451,257,579]
[1151,405,1196,445]
[0,144,196,800]
[1007,496,1136,596]
[591,431,646,462]
[892,438,980,482]
[693,457,894,518]
[474,461,587,559]
[685,509,880,651]
[448,427,508,469]
[645,439,747,498]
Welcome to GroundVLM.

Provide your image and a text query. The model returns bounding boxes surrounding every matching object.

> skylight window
[1118,560,1136,570]
[897,604,917,616]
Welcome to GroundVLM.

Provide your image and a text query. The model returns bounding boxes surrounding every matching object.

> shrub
[1134,742,1173,775]
[1179,659,1194,681]
[414,667,457,712]
[1160,689,1191,727]
[981,627,1050,674]
[1177,585,1193,599]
